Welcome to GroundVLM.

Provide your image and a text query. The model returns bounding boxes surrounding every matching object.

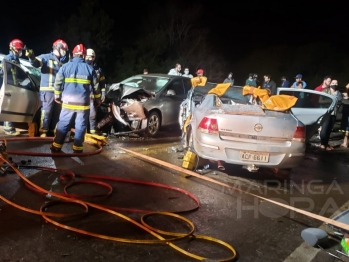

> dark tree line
[51,0,349,88]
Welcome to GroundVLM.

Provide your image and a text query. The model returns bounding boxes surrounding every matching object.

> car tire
[146,111,161,137]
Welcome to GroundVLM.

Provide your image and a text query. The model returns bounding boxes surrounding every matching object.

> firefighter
[26,39,69,137]
[85,48,106,134]
[50,44,100,153]
[2,39,26,136]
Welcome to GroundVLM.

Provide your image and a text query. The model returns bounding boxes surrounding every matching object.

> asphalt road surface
[1,126,349,262]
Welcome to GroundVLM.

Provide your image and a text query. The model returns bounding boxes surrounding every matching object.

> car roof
[136,73,188,79]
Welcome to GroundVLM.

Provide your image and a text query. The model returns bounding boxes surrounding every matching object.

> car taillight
[293,126,305,141]
[198,117,219,134]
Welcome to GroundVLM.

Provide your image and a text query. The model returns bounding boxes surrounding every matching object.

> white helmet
[86,48,95,58]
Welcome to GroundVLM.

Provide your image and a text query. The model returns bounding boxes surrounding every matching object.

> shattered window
[144,77,169,92]
[25,66,41,82]
[5,61,35,90]
[120,76,143,87]
[120,76,169,93]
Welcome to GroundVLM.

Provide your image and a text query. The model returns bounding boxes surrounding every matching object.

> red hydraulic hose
[0,136,238,261]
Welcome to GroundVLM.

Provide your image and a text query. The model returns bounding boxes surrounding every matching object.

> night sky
[202,1,348,62]
[1,0,347,67]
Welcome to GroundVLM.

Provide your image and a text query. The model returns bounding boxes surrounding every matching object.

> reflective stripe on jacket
[30,52,65,92]
[54,57,100,110]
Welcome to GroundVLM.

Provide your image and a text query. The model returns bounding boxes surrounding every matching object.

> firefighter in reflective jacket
[85,48,106,134]
[2,39,25,136]
[50,44,100,153]
[26,39,69,137]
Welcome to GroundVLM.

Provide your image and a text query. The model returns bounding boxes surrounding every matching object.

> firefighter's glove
[25,49,35,60]
[101,95,105,102]
[54,97,62,104]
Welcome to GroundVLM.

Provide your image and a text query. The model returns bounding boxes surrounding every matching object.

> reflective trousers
[52,108,89,151]
[40,91,62,133]
[89,99,97,133]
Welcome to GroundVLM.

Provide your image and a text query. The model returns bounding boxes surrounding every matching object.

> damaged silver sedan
[180,85,338,172]
[97,74,192,137]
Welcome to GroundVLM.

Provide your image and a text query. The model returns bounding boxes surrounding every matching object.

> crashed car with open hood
[180,83,338,172]
[96,74,192,136]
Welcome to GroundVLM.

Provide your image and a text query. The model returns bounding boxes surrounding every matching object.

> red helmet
[9,39,25,51]
[196,69,204,75]
[72,44,86,56]
[53,39,68,51]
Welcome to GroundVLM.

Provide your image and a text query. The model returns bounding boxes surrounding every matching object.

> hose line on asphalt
[118,146,349,233]
[0,152,237,261]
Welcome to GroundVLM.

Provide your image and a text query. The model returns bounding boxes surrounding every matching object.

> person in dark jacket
[85,48,106,134]
[318,79,342,150]
[263,74,277,95]
[281,76,290,87]
[51,44,100,153]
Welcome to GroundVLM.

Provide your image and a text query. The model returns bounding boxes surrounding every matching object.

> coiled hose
[0,137,237,261]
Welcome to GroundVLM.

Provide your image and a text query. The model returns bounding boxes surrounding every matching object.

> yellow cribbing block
[182,150,198,170]
[28,122,37,137]
[84,133,107,146]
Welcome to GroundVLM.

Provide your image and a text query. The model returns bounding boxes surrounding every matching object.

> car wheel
[146,111,160,137]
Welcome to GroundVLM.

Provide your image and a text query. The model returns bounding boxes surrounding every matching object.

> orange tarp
[262,95,298,110]
[243,85,298,111]
[208,83,231,96]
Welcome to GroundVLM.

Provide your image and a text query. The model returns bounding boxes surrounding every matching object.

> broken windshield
[120,75,170,93]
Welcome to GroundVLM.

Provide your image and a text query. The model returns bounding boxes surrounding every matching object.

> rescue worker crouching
[85,48,106,135]
[50,44,100,153]
[26,39,69,137]
[2,39,26,136]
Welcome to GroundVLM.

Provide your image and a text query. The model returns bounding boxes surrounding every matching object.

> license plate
[239,151,269,162]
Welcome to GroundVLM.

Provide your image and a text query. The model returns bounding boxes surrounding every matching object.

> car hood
[106,83,153,102]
